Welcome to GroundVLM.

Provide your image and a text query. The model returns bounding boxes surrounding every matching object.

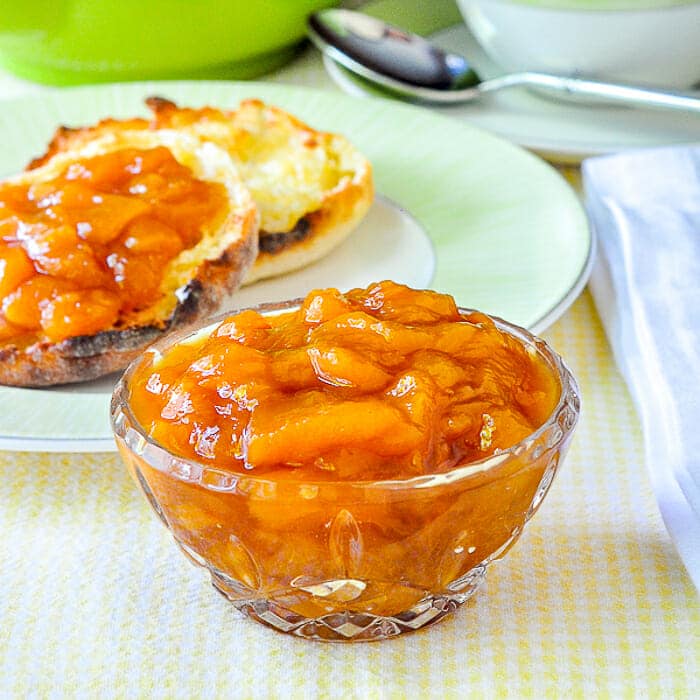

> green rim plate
[0,80,591,451]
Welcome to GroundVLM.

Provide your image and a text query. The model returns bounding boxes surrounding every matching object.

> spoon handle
[481,72,700,115]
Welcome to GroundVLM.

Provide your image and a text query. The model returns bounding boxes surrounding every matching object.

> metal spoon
[307,8,700,115]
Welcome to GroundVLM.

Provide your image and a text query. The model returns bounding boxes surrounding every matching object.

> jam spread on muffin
[0,146,226,344]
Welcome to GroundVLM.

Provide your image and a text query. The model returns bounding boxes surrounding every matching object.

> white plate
[324,24,700,162]
[0,80,590,451]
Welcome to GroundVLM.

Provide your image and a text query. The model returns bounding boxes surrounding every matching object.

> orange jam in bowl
[112,281,580,641]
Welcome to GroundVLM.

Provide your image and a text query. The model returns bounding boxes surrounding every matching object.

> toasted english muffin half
[29,98,374,285]
[1,129,258,387]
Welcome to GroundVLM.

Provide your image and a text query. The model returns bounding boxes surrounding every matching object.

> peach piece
[0,244,35,298]
[121,217,184,257]
[69,194,150,245]
[0,314,23,342]
[2,276,75,330]
[245,394,423,468]
[352,280,461,323]
[307,343,392,391]
[32,233,110,289]
[40,288,120,342]
[300,288,354,326]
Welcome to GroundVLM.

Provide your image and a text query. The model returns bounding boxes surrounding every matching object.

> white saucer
[323,24,700,162]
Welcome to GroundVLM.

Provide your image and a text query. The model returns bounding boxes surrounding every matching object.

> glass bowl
[111,299,580,642]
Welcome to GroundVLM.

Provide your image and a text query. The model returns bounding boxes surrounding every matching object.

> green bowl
[0,0,338,85]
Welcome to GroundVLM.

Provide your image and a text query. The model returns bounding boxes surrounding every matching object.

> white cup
[456,0,700,89]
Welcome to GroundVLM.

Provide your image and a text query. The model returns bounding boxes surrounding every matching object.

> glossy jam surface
[0,147,226,344]
[129,281,560,481]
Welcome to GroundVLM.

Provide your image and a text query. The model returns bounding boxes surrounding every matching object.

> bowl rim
[460,0,700,14]
[111,297,580,491]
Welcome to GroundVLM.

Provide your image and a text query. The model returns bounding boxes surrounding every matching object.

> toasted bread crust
[2,130,258,387]
[26,116,152,171]
[27,97,374,284]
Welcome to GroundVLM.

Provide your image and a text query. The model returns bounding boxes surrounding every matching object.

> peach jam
[116,281,578,631]
[0,147,226,344]
[128,281,561,481]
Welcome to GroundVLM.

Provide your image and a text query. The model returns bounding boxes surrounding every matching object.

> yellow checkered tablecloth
[1,290,698,698]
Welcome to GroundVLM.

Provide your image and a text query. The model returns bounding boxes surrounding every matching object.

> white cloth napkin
[584,146,700,591]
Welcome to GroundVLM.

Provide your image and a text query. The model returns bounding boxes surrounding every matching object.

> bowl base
[0,43,302,86]
[211,569,487,642]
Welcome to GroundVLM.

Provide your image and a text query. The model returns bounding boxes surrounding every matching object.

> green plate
[0,81,591,451]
